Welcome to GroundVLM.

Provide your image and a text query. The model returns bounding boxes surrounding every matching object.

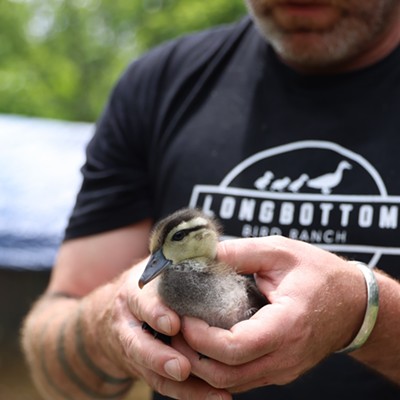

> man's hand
[178,236,366,392]
[89,258,231,400]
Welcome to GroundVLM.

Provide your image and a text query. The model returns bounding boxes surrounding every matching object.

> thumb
[217,235,298,275]
[216,237,271,274]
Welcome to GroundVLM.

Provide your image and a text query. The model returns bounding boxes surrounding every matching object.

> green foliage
[1,0,246,121]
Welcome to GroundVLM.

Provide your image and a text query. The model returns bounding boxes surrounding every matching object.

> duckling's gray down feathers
[139,208,266,329]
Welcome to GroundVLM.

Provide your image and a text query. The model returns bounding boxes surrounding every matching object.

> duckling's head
[139,208,221,288]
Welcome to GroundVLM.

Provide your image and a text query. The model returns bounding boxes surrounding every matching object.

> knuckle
[151,373,169,396]
[209,373,229,389]
[218,336,247,366]
[125,332,167,374]
[119,329,141,361]
[143,346,164,372]
[227,345,248,366]
[207,366,238,389]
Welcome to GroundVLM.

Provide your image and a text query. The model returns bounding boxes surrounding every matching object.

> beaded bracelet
[336,261,379,354]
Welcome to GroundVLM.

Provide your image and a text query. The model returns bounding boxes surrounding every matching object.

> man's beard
[245,0,398,71]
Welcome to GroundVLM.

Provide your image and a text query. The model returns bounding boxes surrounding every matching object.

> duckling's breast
[158,260,255,329]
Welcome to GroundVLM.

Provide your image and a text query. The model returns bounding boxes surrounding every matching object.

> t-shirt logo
[189,140,400,267]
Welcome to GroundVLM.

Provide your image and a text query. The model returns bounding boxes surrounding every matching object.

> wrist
[336,262,379,353]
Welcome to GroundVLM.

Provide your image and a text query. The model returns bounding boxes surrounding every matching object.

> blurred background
[0,0,246,398]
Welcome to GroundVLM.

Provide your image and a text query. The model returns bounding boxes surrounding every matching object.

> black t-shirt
[65,17,400,398]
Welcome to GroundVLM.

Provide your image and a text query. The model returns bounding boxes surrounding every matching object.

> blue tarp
[0,115,93,270]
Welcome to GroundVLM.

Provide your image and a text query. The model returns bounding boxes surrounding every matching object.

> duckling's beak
[139,249,172,289]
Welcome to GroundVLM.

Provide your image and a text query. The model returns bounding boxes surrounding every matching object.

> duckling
[139,208,266,330]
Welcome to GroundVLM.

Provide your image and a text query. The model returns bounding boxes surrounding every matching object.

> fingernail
[206,392,223,400]
[157,315,171,333]
[164,359,182,381]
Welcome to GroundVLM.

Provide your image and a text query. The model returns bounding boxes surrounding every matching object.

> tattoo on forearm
[57,316,131,399]
[75,304,132,385]
[40,319,72,400]
[35,295,132,399]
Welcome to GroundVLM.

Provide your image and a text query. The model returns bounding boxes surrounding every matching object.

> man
[22,1,400,399]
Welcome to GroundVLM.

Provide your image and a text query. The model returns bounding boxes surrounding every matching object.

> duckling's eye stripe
[172,225,207,241]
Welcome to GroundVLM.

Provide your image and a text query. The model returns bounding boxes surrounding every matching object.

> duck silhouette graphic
[306,160,352,194]
[254,171,274,190]
[270,176,291,192]
[253,160,352,194]
[288,173,309,193]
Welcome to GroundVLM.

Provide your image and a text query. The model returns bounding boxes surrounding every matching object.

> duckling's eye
[172,230,186,241]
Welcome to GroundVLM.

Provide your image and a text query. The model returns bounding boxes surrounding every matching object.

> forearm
[21,285,134,400]
[351,270,400,384]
